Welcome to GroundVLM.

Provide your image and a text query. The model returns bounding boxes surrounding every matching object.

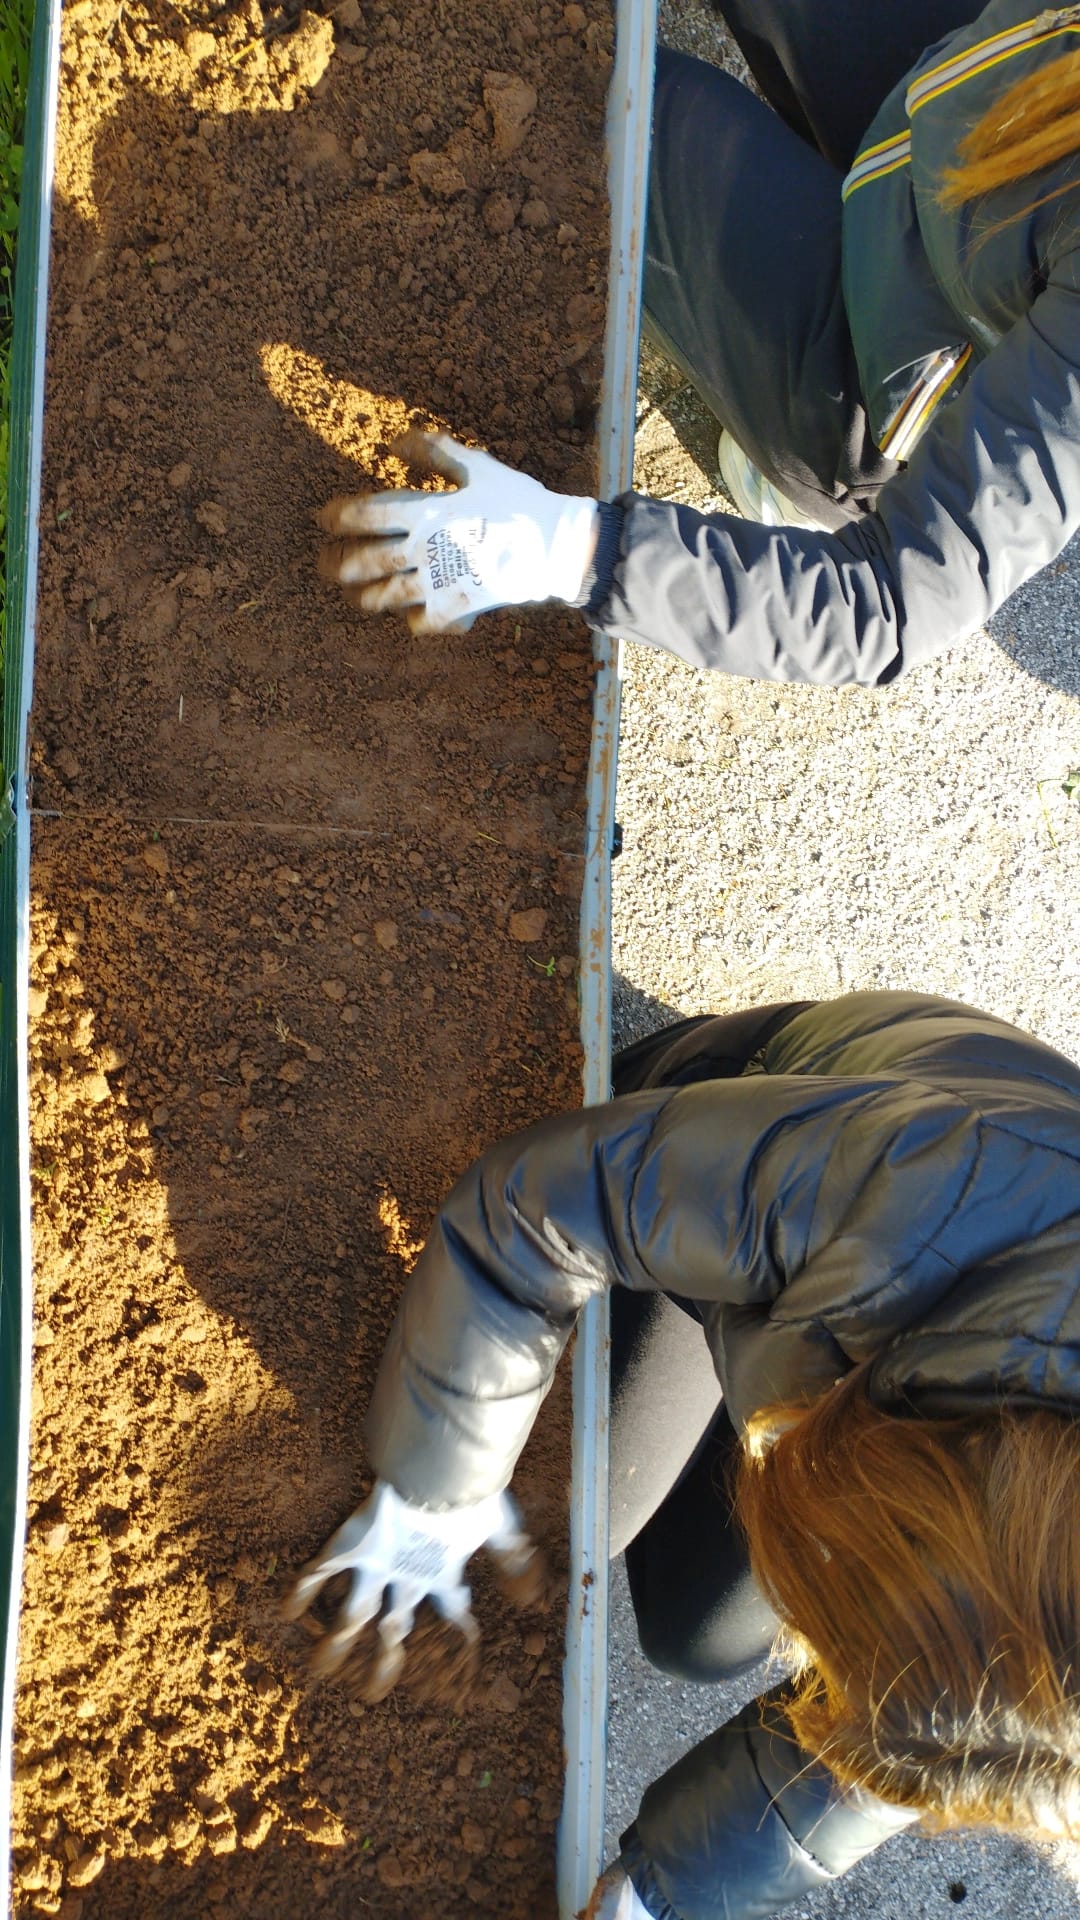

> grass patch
[1,0,35,684]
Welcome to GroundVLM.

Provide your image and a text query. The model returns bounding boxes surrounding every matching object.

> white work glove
[283,1477,539,1697]
[586,1862,656,1919]
[317,429,599,634]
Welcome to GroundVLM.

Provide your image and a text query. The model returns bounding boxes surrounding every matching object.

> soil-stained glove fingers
[341,582,424,616]
[487,1494,539,1574]
[287,1480,523,1687]
[485,1496,547,1609]
[352,572,429,615]
[282,1554,347,1624]
[431,1580,479,1637]
[404,602,476,636]
[486,1492,530,1555]
[363,1575,437,1700]
[282,1503,382,1622]
[393,427,473,488]
[320,433,594,629]
[306,1568,389,1677]
[490,1538,547,1610]
[318,537,414,588]
[316,489,429,537]
[372,1588,417,1685]
[292,1502,379,1570]
[365,1625,408,1702]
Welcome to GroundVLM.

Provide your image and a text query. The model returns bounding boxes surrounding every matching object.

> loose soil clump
[15,0,612,1913]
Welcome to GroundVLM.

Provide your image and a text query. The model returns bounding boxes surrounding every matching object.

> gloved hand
[283,1477,540,1697]
[317,429,599,634]
[586,1862,656,1919]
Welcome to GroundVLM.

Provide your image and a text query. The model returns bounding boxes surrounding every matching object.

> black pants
[609,1004,811,1683]
[643,0,978,525]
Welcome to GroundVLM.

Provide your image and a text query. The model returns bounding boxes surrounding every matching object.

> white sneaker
[716,429,828,531]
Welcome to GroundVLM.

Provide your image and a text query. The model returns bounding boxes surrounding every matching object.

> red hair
[736,1370,1080,1837]
[939,49,1080,209]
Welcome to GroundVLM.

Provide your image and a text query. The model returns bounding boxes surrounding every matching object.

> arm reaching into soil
[321,248,1080,685]
[589,262,1080,685]
[317,430,599,633]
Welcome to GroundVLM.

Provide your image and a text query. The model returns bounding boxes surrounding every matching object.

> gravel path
[602,7,1080,1912]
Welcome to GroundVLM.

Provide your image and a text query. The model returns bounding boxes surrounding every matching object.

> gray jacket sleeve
[621,1686,917,1920]
[584,246,1080,686]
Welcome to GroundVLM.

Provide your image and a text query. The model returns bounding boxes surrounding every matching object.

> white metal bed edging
[2,0,65,1911]
[558,1,658,1911]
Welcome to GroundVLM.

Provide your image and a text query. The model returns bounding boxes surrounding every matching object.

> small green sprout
[1037,764,1080,847]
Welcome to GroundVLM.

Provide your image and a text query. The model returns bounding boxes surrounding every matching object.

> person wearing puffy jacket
[318,0,1080,688]
[287,991,1080,1918]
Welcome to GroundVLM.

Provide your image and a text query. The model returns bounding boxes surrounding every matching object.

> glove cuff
[573,498,624,615]
[547,495,601,604]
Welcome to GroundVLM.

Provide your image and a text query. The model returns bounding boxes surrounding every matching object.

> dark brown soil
[14,0,611,1913]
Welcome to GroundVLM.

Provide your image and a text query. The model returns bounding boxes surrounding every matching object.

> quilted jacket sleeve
[364,1068,975,1507]
[620,1685,917,1920]
[581,244,1080,687]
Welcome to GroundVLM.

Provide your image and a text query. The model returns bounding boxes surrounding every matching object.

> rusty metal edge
[557,0,657,1910]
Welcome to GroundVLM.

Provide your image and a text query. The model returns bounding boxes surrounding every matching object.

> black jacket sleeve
[621,1686,917,1920]
[582,247,1080,687]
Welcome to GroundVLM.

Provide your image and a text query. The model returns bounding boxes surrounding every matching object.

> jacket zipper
[1033,6,1080,27]
[878,345,973,461]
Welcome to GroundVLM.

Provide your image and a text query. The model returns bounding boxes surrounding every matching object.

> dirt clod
[484,71,538,157]
[509,907,548,943]
[408,149,469,197]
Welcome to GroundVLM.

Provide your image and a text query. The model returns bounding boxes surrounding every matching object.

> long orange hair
[939,48,1080,206]
[736,1370,1080,1837]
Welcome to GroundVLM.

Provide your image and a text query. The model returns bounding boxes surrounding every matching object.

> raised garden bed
[12,1,613,1912]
